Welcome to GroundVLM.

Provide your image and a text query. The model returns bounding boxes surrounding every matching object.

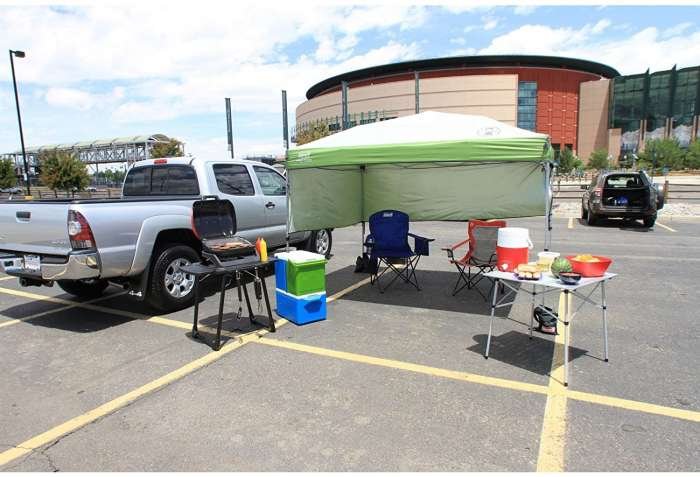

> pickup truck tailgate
[0,202,72,255]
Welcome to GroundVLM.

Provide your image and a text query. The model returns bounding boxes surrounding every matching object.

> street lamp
[9,49,30,195]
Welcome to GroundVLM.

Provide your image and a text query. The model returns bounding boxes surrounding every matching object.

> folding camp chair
[442,219,506,300]
[365,210,434,293]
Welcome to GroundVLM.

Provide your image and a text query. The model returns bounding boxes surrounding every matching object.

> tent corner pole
[285,162,290,252]
[544,161,552,251]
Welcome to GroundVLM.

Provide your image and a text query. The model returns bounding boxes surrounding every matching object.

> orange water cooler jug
[496,227,533,272]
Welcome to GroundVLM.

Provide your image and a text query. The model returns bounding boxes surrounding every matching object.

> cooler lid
[192,199,237,240]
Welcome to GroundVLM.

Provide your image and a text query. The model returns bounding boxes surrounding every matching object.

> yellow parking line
[567,217,574,229]
[0,336,251,467]
[257,337,550,396]
[327,276,372,302]
[567,389,700,423]
[655,222,676,232]
[0,314,290,469]
[536,293,570,472]
[0,291,128,329]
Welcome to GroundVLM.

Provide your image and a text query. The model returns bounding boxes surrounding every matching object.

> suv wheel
[586,208,597,226]
[643,215,656,228]
[148,244,199,312]
[581,201,588,220]
[306,229,332,258]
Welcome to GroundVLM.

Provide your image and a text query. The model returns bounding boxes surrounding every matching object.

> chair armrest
[446,238,469,251]
[408,233,433,256]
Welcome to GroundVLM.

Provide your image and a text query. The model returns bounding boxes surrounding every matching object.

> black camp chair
[365,210,433,293]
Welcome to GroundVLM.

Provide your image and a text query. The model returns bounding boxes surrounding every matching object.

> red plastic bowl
[566,255,612,277]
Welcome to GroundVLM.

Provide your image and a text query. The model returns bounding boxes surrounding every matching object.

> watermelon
[550,257,572,278]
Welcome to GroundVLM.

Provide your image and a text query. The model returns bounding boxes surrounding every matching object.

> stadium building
[295,55,700,162]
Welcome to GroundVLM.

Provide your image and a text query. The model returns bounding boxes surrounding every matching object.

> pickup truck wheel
[306,229,332,258]
[148,244,199,312]
[57,279,109,299]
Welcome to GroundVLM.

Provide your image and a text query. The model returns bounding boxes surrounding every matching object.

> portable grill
[192,197,256,268]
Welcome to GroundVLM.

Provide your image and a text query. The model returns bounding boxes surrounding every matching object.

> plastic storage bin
[274,255,289,292]
[275,289,326,325]
[280,251,326,296]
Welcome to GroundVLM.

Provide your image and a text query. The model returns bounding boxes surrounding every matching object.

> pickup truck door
[252,165,287,247]
[208,163,268,243]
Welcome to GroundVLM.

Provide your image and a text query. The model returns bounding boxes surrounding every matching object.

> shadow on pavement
[576,217,653,232]
[467,330,588,377]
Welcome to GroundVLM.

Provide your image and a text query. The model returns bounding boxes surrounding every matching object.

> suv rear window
[123,165,199,196]
[605,175,643,188]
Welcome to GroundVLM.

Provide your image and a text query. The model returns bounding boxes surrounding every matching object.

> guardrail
[552,180,700,202]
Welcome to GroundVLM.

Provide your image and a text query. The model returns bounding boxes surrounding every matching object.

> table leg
[485,278,499,359]
[214,275,227,351]
[563,290,570,387]
[260,273,275,332]
[191,275,200,339]
[529,284,535,339]
[601,280,609,362]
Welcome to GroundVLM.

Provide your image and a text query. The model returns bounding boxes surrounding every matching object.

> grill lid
[192,198,237,240]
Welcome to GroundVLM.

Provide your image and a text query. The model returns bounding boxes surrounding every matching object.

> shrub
[587,149,610,170]
[0,158,16,189]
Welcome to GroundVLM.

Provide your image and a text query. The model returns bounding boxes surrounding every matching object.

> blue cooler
[275,289,326,325]
[274,258,288,292]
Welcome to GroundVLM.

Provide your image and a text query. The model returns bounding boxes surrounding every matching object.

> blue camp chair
[365,210,434,293]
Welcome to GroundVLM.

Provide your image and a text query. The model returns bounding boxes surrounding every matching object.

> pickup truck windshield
[123,165,199,196]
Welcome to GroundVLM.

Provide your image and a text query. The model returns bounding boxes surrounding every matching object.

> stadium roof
[306,54,620,99]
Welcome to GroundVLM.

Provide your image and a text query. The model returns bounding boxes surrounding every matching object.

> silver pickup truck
[0,157,332,311]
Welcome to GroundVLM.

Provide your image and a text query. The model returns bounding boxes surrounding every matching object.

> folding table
[483,270,616,386]
[181,256,276,351]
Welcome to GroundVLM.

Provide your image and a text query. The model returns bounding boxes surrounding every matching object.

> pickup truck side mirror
[580,185,589,190]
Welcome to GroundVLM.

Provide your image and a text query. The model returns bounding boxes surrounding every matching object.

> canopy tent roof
[288,111,550,169]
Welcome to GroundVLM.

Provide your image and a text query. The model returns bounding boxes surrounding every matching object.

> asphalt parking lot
[1,216,699,471]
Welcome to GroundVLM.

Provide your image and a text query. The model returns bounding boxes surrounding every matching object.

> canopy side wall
[288,167,363,233]
[364,162,545,221]
[288,162,546,231]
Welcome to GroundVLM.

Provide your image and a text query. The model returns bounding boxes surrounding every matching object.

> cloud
[662,21,693,39]
[478,21,700,74]
[482,16,499,31]
[513,5,537,15]
[45,86,123,111]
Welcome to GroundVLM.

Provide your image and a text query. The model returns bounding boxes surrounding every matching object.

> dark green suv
[581,171,664,227]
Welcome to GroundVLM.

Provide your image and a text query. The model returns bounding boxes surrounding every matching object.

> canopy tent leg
[285,164,290,252]
[544,161,552,251]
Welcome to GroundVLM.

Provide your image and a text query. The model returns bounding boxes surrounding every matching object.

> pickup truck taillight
[68,210,96,249]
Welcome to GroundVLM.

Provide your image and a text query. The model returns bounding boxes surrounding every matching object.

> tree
[0,158,16,189]
[587,149,610,170]
[557,146,582,174]
[39,151,90,195]
[150,140,184,158]
[686,139,700,170]
[638,138,685,171]
[295,121,330,145]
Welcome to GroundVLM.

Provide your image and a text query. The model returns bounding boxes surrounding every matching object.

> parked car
[86,186,98,192]
[1,186,23,195]
[0,157,332,311]
[581,170,664,227]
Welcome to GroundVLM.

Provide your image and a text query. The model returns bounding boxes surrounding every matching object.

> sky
[1,2,700,163]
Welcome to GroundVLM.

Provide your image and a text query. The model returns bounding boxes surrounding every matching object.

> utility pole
[281,90,289,151]
[225,98,234,158]
[9,49,30,195]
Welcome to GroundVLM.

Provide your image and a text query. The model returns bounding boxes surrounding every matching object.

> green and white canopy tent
[286,111,554,249]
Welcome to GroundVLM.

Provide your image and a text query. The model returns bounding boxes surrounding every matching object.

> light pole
[9,49,30,195]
